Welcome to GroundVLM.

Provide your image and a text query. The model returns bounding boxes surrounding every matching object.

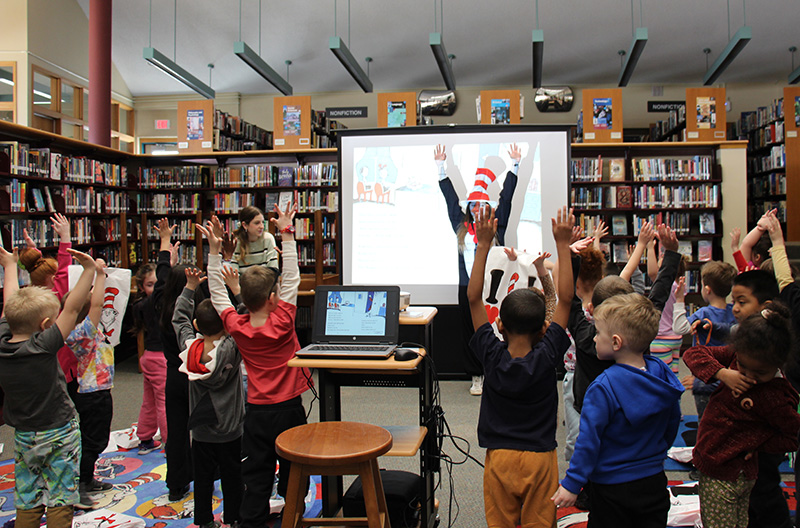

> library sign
[326,107,368,118]
[647,101,684,113]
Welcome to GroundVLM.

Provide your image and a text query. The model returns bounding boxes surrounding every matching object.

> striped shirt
[230,232,279,271]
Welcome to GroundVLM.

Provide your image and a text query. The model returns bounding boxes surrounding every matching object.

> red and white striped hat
[460,167,498,208]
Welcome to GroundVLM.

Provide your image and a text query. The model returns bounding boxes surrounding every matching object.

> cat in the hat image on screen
[100,287,121,338]
[434,142,523,395]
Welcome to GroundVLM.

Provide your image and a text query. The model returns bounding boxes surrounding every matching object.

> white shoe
[470,375,483,396]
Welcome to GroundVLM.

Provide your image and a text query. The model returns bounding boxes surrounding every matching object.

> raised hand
[533,251,552,276]
[221,232,236,261]
[169,241,181,267]
[221,265,240,296]
[155,217,175,240]
[22,229,37,249]
[474,204,497,246]
[730,227,741,253]
[184,267,206,290]
[94,258,107,273]
[764,213,784,246]
[593,219,608,242]
[270,202,298,234]
[67,248,94,270]
[503,247,518,261]
[675,276,686,303]
[0,246,18,268]
[570,236,594,254]
[569,225,583,245]
[552,207,576,246]
[51,213,71,243]
[433,144,446,162]
[508,143,522,163]
[656,224,679,252]
[196,221,222,255]
[637,221,655,246]
[210,215,225,239]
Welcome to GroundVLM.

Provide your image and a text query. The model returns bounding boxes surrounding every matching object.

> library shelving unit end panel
[581,88,623,143]
[377,92,417,128]
[784,87,800,241]
[686,87,727,142]
[273,96,313,150]
[177,100,215,154]
[479,90,521,125]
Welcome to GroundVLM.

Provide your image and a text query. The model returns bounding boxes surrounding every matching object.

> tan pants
[484,448,558,528]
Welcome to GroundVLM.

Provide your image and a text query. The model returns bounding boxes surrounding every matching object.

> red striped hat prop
[460,167,498,208]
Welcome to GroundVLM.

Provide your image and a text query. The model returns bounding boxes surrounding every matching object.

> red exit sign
[155,119,170,130]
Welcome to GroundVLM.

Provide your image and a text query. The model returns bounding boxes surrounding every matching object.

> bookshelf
[0,120,132,268]
[570,142,732,295]
[736,99,786,232]
[132,149,341,285]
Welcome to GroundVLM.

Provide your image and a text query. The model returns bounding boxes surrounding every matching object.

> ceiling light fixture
[142,0,215,99]
[618,0,647,87]
[329,0,372,92]
[703,1,751,85]
[531,0,544,88]
[233,0,292,95]
[430,0,455,90]
[789,46,800,85]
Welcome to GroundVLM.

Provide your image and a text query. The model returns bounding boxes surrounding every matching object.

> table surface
[399,306,438,325]
[288,348,426,371]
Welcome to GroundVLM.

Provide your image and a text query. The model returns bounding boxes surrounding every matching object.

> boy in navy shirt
[467,205,574,528]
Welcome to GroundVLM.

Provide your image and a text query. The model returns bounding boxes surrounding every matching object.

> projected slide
[324,290,387,336]
[340,127,570,304]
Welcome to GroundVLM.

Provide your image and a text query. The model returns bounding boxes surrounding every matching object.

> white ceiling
[76,0,800,97]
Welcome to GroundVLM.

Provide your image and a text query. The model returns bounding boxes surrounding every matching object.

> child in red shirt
[198,203,311,528]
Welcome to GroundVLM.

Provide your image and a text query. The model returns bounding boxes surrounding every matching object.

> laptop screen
[313,286,400,344]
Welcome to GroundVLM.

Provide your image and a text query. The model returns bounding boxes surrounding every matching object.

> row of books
[138,167,208,189]
[575,214,605,237]
[297,242,337,267]
[93,246,122,268]
[0,143,127,186]
[136,193,202,214]
[212,192,256,214]
[631,156,713,181]
[749,172,786,198]
[146,218,196,240]
[739,99,784,134]
[293,215,337,240]
[631,212,697,236]
[748,120,784,150]
[295,163,339,186]
[749,201,787,223]
[749,145,785,173]
[570,157,626,182]
[4,217,123,248]
[62,188,128,214]
[213,132,269,153]
[214,109,272,148]
[605,240,712,267]
[633,184,719,208]
[648,107,686,141]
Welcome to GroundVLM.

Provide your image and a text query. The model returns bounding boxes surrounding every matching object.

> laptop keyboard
[307,344,391,351]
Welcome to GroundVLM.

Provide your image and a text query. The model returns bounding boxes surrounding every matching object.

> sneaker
[88,478,113,492]
[168,484,190,502]
[137,439,162,455]
[469,375,483,396]
[75,483,97,510]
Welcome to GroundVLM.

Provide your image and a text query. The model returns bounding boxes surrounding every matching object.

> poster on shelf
[186,110,204,140]
[696,97,716,129]
[387,101,407,128]
[283,105,302,136]
[795,97,800,127]
[593,98,613,129]
[490,99,511,124]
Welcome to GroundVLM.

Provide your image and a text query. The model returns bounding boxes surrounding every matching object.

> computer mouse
[394,348,419,361]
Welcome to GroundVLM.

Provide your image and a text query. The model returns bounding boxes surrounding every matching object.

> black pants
[240,397,307,528]
[68,382,113,484]
[588,472,669,528]
[193,437,243,526]
[457,284,483,377]
[165,366,193,493]
[748,452,792,528]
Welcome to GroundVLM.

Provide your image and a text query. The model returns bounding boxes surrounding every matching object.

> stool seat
[277,421,393,465]
[276,422,394,528]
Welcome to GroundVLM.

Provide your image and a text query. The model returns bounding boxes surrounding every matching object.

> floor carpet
[0,449,321,528]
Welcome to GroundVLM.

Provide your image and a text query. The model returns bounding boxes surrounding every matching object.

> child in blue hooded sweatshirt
[552,292,684,528]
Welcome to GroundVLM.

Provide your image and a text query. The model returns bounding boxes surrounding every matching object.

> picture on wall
[186,109,204,140]
[696,96,716,129]
[387,101,407,128]
[592,98,613,129]
[283,105,302,136]
[490,99,511,124]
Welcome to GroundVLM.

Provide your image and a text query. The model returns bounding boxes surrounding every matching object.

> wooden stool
[276,421,393,528]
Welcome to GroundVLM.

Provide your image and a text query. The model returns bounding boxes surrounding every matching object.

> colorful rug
[664,415,794,473]
[0,449,321,527]
[554,481,797,528]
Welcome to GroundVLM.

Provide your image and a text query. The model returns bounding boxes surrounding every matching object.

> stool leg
[359,460,391,528]
[281,464,307,528]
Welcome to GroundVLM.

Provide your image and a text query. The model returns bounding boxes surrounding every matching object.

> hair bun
[761,301,791,328]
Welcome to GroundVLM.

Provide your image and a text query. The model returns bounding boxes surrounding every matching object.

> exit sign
[155,119,170,130]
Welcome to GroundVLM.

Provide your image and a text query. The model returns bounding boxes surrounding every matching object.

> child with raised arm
[0,245,98,528]
[684,302,800,528]
[467,204,574,528]
[64,259,116,508]
[552,292,684,528]
[173,268,244,528]
[197,202,312,528]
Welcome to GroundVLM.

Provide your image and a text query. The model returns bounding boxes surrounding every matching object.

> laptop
[295,285,401,359]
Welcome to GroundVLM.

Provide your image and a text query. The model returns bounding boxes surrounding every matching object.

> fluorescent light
[329,37,373,93]
[143,47,215,99]
[532,30,544,88]
[0,69,13,87]
[618,27,648,87]
[430,32,455,91]
[152,149,181,155]
[234,41,293,96]
[33,90,51,99]
[703,26,751,85]
[789,64,800,84]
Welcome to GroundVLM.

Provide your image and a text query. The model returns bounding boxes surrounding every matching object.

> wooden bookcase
[736,99,786,233]
[570,142,733,299]
[0,120,132,268]
[783,87,800,241]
